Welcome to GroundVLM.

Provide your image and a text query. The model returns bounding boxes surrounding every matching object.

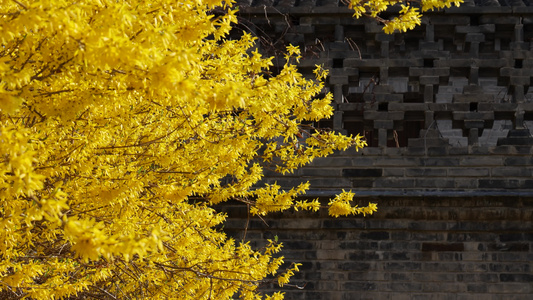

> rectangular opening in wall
[404,92,423,103]
[450,67,469,78]
[479,33,495,53]
[524,111,533,121]
[495,24,514,50]
[434,25,455,52]
[364,129,378,147]
[344,25,365,52]
[345,94,364,103]
[479,68,499,78]
[344,121,365,137]
[290,15,300,26]
[333,58,343,68]
[314,25,336,43]
[388,67,408,77]
[434,111,453,121]
[470,15,479,26]
[393,120,424,147]
[494,112,515,126]
[525,24,533,44]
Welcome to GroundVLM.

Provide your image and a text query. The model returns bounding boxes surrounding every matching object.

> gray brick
[459,157,504,166]
[453,111,494,120]
[478,179,521,189]
[374,178,415,188]
[509,76,531,85]
[409,67,450,77]
[465,33,485,42]
[419,76,440,85]
[363,111,404,120]
[415,178,455,188]
[487,283,531,294]
[423,158,461,166]
[491,167,532,177]
[405,168,447,177]
[342,168,382,177]
[448,168,490,177]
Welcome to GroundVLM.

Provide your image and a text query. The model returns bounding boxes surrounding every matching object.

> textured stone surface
[221,197,533,300]
[234,3,533,197]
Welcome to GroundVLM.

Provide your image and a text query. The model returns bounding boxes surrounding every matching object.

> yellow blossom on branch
[348,0,463,33]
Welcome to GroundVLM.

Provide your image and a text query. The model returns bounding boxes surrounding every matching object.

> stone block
[427,147,449,156]
[479,14,521,24]
[363,111,404,120]
[423,158,461,166]
[373,178,415,188]
[373,120,394,129]
[408,138,449,148]
[342,168,382,177]
[372,84,393,93]
[329,75,348,84]
[360,231,390,240]
[351,179,374,187]
[448,168,490,177]
[343,58,384,68]
[428,15,469,25]
[409,67,450,77]
[453,111,494,120]
[284,33,305,43]
[421,243,464,252]
[342,281,377,291]
[500,67,533,76]
[419,76,440,85]
[361,93,404,102]
[405,168,447,177]
[434,59,471,68]
[465,33,485,42]
[296,25,315,33]
[456,24,495,33]
[478,103,517,111]
[375,33,395,42]
[500,274,533,282]
[387,58,424,67]
[509,76,531,85]
[452,94,492,103]
[478,179,521,189]
[491,167,532,177]
[389,103,427,111]
[415,178,455,188]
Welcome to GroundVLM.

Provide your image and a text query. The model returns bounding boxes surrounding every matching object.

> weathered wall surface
[229,1,533,299]
[223,196,533,300]
[235,1,533,195]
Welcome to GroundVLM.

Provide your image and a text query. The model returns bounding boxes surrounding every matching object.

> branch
[12,0,27,9]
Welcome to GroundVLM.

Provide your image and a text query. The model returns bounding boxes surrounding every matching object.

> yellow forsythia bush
[0,0,459,299]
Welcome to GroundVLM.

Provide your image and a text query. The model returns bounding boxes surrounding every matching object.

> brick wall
[228,1,533,299]
[234,2,533,195]
[223,197,533,300]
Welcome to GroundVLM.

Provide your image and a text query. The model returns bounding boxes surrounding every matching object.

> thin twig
[12,0,27,9]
